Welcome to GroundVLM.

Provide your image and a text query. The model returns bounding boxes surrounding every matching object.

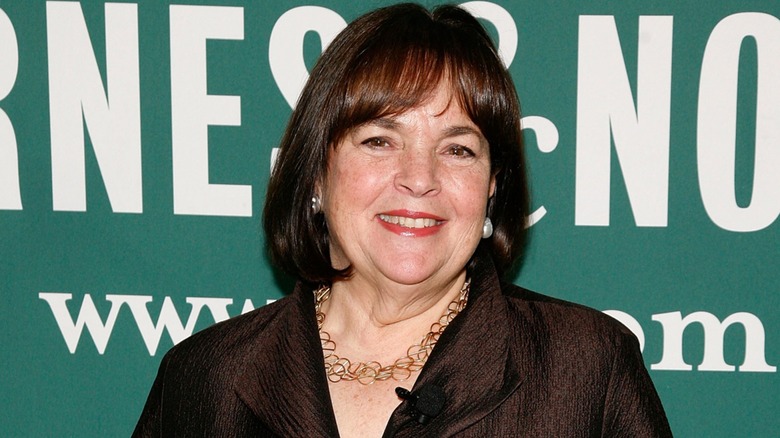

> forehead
[357,84,480,132]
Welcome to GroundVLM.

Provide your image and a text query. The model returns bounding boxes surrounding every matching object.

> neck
[327,271,468,328]
[316,278,470,385]
[319,272,468,363]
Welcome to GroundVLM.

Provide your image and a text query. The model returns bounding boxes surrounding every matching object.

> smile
[378,214,443,229]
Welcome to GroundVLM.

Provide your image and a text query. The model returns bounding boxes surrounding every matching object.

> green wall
[1,1,778,436]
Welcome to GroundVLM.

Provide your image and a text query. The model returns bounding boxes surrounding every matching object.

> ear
[488,173,497,199]
[314,179,325,212]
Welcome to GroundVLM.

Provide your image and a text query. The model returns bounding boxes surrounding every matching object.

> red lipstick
[376,210,445,237]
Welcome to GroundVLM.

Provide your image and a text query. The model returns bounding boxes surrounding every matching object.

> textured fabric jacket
[133,253,673,437]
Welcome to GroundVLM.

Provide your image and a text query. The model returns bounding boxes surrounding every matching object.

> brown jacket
[133,253,672,437]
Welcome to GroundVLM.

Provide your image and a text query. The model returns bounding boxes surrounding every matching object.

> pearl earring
[482,217,493,239]
[311,195,322,214]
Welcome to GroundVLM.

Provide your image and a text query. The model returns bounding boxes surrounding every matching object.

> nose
[394,149,440,197]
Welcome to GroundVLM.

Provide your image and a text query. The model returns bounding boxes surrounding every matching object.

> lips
[378,214,442,228]
[376,210,445,236]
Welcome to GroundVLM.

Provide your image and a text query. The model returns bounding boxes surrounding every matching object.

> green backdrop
[1,0,778,436]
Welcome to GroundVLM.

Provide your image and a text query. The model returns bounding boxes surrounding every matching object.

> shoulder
[486,283,672,435]
[134,297,299,435]
[161,295,294,373]
[499,282,640,358]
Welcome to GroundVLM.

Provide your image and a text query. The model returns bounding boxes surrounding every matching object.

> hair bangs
[330,45,446,144]
[330,17,514,162]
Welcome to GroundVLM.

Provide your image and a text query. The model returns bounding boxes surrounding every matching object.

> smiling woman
[133,3,672,437]
[264,2,528,286]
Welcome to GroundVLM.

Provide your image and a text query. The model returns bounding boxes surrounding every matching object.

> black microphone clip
[395,384,446,425]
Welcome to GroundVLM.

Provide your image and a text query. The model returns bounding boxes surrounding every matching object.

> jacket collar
[234,250,528,437]
[383,250,529,436]
[233,282,340,437]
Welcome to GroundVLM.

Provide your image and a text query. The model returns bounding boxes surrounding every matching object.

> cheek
[325,155,388,212]
[445,168,493,214]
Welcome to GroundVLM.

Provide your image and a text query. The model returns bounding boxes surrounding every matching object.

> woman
[134,3,672,437]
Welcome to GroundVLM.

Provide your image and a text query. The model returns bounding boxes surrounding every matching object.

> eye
[448,144,475,157]
[361,137,390,148]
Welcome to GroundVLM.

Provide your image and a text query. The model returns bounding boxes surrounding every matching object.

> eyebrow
[443,125,483,138]
[365,118,400,130]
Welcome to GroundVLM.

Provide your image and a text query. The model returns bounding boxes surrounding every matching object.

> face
[321,84,496,288]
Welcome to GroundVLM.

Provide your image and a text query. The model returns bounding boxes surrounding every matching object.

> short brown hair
[263,3,529,283]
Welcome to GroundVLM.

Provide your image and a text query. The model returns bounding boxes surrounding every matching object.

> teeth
[379,214,440,229]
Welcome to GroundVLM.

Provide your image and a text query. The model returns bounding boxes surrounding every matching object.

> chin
[378,261,444,287]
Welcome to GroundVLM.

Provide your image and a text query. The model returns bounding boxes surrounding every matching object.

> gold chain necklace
[314,280,470,385]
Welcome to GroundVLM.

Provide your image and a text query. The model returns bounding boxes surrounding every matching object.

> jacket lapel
[233,283,340,437]
[232,250,530,437]
[385,252,531,437]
